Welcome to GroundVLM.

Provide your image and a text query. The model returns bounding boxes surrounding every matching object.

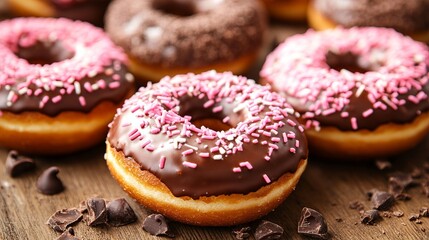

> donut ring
[106,71,308,226]
[260,27,429,159]
[105,0,267,83]
[0,18,134,155]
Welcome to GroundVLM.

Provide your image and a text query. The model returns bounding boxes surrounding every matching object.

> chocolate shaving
[55,227,79,240]
[5,150,35,177]
[86,198,108,226]
[36,166,64,195]
[254,220,284,240]
[297,207,329,239]
[419,207,429,217]
[46,208,83,232]
[232,226,251,240]
[374,159,391,170]
[106,198,137,227]
[361,210,380,225]
[371,191,394,210]
[142,214,174,237]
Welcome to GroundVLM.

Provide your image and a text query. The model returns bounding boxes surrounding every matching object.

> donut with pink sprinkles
[105,71,308,226]
[261,27,429,159]
[0,18,134,155]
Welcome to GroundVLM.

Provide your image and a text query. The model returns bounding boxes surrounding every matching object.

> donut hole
[152,0,197,17]
[192,119,231,131]
[326,51,375,73]
[16,41,74,65]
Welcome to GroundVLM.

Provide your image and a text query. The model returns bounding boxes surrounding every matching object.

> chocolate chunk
[395,193,412,201]
[360,210,380,225]
[77,200,87,213]
[420,207,429,217]
[106,198,137,227]
[371,191,395,210]
[409,214,420,221]
[297,207,329,239]
[421,180,429,197]
[143,214,174,237]
[232,226,251,240]
[56,227,79,240]
[393,210,404,217]
[374,159,391,170]
[46,208,83,232]
[254,220,284,240]
[36,166,64,195]
[86,198,108,226]
[5,150,35,177]
[388,172,415,197]
[349,201,365,211]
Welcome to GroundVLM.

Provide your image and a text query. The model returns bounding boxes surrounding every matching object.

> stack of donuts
[1,0,429,228]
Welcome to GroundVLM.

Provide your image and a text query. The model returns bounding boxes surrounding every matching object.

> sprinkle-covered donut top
[260,27,429,131]
[108,71,307,199]
[0,18,134,116]
[313,0,429,33]
[105,0,266,68]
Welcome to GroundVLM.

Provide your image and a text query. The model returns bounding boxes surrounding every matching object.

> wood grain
[1,19,429,240]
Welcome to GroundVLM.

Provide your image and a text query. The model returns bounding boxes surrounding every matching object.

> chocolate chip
[106,198,137,227]
[409,214,420,221]
[360,210,380,225]
[55,227,79,240]
[142,214,174,237]
[420,207,429,217]
[349,201,365,211]
[371,191,394,210]
[36,166,64,195]
[254,220,284,240]
[5,150,35,177]
[46,208,83,232]
[86,197,108,226]
[297,207,329,239]
[393,210,404,217]
[374,159,391,170]
[232,226,251,240]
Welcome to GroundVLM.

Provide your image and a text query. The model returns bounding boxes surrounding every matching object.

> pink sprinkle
[159,156,166,169]
[212,105,223,113]
[141,139,151,148]
[340,112,349,118]
[239,161,253,170]
[203,100,214,108]
[287,132,296,139]
[362,109,374,118]
[51,95,62,103]
[252,139,258,144]
[271,137,281,142]
[129,131,141,141]
[182,149,194,156]
[109,82,120,89]
[210,146,219,152]
[290,148,296,153]
[286,119,297,127]
[262,174,271,184]
[146,145,155,151]
[233,167,241,173]
[351,117,358,130]
[222,116,230,123]
[282,132,288,143]
[199,152,210,158]
[150,128,161,134]
[84,82,93,92]
[295,140,300,148]
[79,96,86,106]
[264,156,270,161]
[183,161,197,168]
[298,126,304,132]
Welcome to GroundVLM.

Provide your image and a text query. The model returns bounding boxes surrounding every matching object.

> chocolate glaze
[313,0,429,33]
[105,0,267,68]
[50,0,111,26]
[108,72,307,199]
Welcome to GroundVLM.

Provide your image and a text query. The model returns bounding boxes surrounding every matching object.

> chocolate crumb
[366,189,378,200]
[5,150,35,177]
[36,166,64,195]
[422,227,426,232]
[361,210,380,225]
[393,211,404,217]
[86,198,108,226]
[46,208,82,232]
[415,219,423,224]
[142,214,174,237]
[297,207,329,239]
[55,227,79,240]
[335,217,343,222]
[371,191,395,211]
[381,212,392,218]
[419,207,429,217]
[409,214,420,221]
[349,201,365,211]
[106,198,137,227]
[254,220,284,240]
[232,226,251,240]
[375,159,391,170]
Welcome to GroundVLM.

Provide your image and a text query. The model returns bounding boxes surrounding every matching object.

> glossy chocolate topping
[313,0,429,33]
[108,71,308,198]
[50,0,111,26]
[261,28,429,131]
[105,0,267,68]
[0,18,134,117]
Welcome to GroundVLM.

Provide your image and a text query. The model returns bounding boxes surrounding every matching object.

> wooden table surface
[1,13,429,240]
